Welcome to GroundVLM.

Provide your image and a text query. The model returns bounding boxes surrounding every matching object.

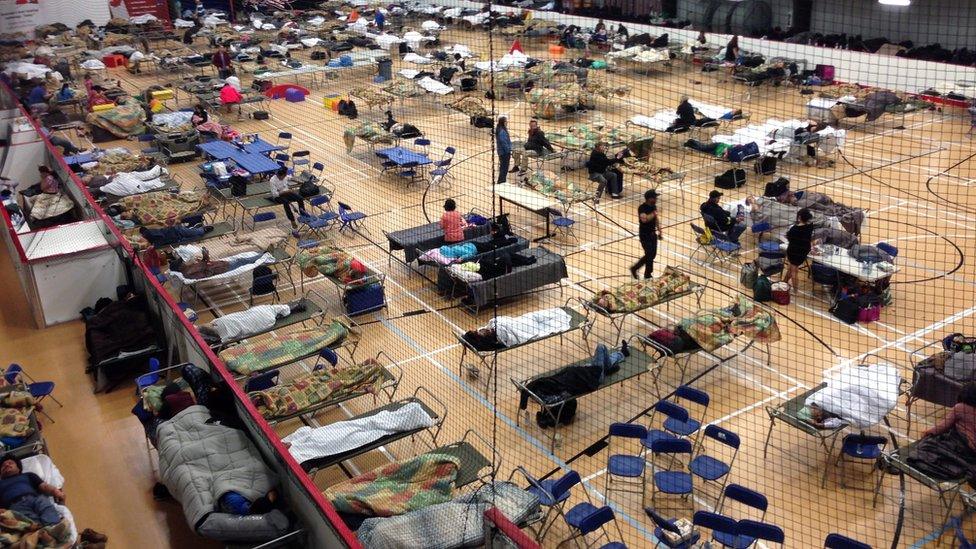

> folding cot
[441,247,568,314]
[219,316,361,376]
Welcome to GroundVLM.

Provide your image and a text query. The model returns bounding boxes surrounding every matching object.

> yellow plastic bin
[92,103,115,113]
[323,94,342,110]
[151,89,174,101]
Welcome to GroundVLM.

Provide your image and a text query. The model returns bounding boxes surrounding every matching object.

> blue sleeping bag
[440,242,477,260]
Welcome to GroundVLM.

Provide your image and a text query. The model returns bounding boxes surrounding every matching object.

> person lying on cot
[797,402,845,429]
[0,456,65,526]
[168,247,262,278]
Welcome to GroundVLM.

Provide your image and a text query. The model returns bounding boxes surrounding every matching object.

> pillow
[163,392,196,417]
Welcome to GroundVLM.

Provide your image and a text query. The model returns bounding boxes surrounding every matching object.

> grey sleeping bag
[156,405,289,542]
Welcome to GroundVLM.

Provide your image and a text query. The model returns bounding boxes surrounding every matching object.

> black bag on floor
[252,111,269,120]
[298,180,319,197]
[715,168,746,189]
[460,77,477,91]
[831,297,860,324]
[472,116,493,128]
[764,177,789,197]
[536,398,577,428]
[229,174,248,197]
[755,156,777,175]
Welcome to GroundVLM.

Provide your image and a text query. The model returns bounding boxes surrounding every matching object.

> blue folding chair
[315,347,339,369]
[664,385,710,440]
[291,150,311,174]
[309,195,339,224]
[952,516,974,549]
[413,137,431,154]
[605,423,648,501]
[397,161,420,186]
[513,466,580,542]
[548,210,578,244]
[429,147,456,187]
[826,434,887,488]
[646,507,701,549]
[310,162,326,184]
[650,438,694,512]
[135,358,162,395]
[642,400,688,451]
[298,213,334,237]
[243,370,279,392]
[689,424,740,498]
[693,511,738,546]
[714,484,768,548]
[690,223,741,267]
[562,504,616,548]
[276,131,292,151]
[274,152,291,169]
[337,202,368,234]
[824,533,873,549]
[875,242,898,258]
[736,520,784,547]
[250,211,278,231]
[4,364,61,422]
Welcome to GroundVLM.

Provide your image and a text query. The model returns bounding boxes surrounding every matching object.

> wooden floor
[39,24,976,548]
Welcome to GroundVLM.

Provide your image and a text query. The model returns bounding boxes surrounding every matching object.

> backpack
[536,399,577,428]
[345,100,358,119]
[472,116,493,128]
[753,275,773,302]
[830,297,860,324]
[298,179,319,197]
[715,169,746,189]
[337,99,349,115]
[764,177,789,197]
[460,77,477,91]
[696,225,714,245]
[251,265,276,295]
[727,142,760,162]
[740,261,758,289]
[229,174,248,197]
[755,156,777,175]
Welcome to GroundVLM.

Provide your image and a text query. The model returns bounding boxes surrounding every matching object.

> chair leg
[38,408,55,423]
[47,394,64,407]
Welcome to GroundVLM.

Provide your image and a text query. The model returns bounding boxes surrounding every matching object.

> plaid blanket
[518,169,591,204]
[326,453,460,517]
[527,84,593,119]
[118,191,210,228]
[350,87,394,108]
[249,359,386,419]
[591,267,692,313]
[220,320,350,374]
[296,246,372,285]
[679,296,781,352]
[0,511,72,549]
[0,391,36,440]
[446,96,488,118]
[343,122,394,153]
[86,98,147,137]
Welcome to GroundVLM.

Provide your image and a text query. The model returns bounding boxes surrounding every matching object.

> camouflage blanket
[220,320,350,374]
[86,98,147,137]
[446,96,488,118]
[591,267,692,313]
[325,453,460,517]
[618,157,676,182]
[678,296,781,352]
[350,87,394,109]
[343,122,394,153]
[0,511,72,549]
[527,83,593,119]
[249,359,387,419]
[518,169,592,204]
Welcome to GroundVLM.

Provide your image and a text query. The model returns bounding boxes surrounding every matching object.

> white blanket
[487,307,572,347]
[418,77,453,95]
[283,402,435,463]
[209,304,292,342]
[630,111,676,132]
[101,165,168,197]
[403,52,434,65]
[808,364,901,428]
[21,455,77,545]
[151,110,194,130]
[689,100,734,120]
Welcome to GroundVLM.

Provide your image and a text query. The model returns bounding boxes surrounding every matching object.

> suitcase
[815,64,835,82]
[754,156,777,175]
[343,283,386,316]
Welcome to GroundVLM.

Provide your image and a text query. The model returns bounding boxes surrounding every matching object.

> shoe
[629,266,639,279]
[81,529,108,543]
[610,193,622,199]
[203,225,215,233]
[620,339,630,357]
[509,167,519,173]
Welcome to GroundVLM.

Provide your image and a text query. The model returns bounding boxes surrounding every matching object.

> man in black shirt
[587,142,622,201]
[668,96,714,132]
[699,190,746,243]
[512,119,555,173]
[630,189,662,279]
[0,456,64,526]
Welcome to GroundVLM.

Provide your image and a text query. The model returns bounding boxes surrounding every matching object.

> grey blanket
[796,192,864,234]
[387,222,491,263]
[357,482,540,549]
[156,405,278,530]
[467,247,567,308]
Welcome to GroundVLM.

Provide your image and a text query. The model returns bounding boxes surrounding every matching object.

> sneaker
[629,266,639,279]
[610,193,622,199]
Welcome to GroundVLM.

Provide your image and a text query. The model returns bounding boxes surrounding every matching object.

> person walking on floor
[782,207,815,292]
[495,116,512,184]
[630,189,662,279]
[268,166,309,230]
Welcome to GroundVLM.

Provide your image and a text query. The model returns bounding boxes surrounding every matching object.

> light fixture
[878,0,910,6]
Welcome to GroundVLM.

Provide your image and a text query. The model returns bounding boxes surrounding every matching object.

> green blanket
[679,296,781,352]
[0,510,72,549]
[325,453,460,517]
[85,97,147,137]
[591,267,691,313]
[220,320,349,374]
[249,359,386,419]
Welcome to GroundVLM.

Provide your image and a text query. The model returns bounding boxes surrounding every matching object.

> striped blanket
[219,320,349,374]
[249,359,386,419]
[326,453,460,517]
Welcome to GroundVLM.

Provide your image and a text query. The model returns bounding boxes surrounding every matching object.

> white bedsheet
[418,76,453,95]
[100,165,168,197]
[283,402,435,463]
[689,100,734,120]
[630,111,676,132]
[170,252,274,284]
[210,304,292,342]
[403,52,434,65]
[809,364,901,428]
[487,307,572,347]
[21,455,77,545]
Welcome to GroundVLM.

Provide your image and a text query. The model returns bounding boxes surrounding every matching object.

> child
[440,198,468,243]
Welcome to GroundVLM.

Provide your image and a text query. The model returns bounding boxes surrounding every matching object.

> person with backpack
[782,208,816,292]
[495,116,512,184]
[630,189,662,279]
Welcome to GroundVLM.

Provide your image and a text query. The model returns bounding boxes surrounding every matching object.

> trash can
[377,57,392,81]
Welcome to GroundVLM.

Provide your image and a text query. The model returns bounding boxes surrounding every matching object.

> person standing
[495,116,512,184]
[212,44,233,79]
[630,190,662,279]
[782,208,815,291]
[374,9,385,31]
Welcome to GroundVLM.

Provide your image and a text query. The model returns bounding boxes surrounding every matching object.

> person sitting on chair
[700,190,746,243]
[587,142,623,201]
[512,119,554,173]
[268,166,309,230]
[219,79,242,114]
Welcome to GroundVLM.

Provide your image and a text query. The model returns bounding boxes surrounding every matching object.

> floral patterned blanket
[591,267,692,313]
[296,245,374,285]
[249,359,387,419]
[325,453,460,517]
[0,511,72,549]
[343,122,394,153]
[118,191,211,228]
